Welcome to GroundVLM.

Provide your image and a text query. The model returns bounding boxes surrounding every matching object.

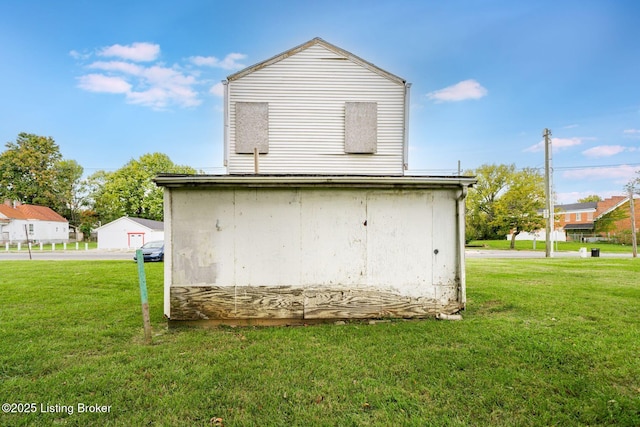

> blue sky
[1,0,639,203]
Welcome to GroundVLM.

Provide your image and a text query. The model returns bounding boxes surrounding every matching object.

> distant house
[510,196,639,243]
[0,201,69,244]
[95,217,164,250]
[156,38,476,326]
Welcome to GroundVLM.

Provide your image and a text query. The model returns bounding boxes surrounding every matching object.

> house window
[565,213,570,222]
[28,224,34,234]
[576,213,581,221]
[587,212,593,221]
[235,102,269,154]
[345,102,377,153]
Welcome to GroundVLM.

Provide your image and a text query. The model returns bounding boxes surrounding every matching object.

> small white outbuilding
[155,38,476,326]
[95,217,164,250]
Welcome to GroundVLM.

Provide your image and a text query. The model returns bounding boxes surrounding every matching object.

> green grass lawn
[468,239,635,253]
[1,259,638,426]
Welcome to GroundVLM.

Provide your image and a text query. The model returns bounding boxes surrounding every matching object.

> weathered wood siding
[225,43,407,175]
[165,185,463,322]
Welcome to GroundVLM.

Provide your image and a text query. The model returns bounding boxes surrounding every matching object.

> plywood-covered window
[235,102,269,154]
[345,102,377,154]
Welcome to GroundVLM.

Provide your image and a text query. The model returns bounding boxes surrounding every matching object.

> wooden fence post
[136,250,153,344]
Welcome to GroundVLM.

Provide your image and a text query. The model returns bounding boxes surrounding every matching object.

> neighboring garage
[95,216,164,250]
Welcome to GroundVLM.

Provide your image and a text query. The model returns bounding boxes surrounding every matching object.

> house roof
[0,204,27,220]
[226,37,407,86]
[0,204,66,222]
[128,217,164,231]
[555,202,597,212]
[154,173,477,189]
[596,196,629,219]
[95,216,164,231]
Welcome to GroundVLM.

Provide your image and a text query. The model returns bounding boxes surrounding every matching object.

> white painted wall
[226,42,407,175]
[97,217,164,249]
[507,230,567,242]
[166,186,462,318]
[0,219,67,243]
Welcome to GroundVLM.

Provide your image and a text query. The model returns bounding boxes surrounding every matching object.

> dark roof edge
[154,174,477,189]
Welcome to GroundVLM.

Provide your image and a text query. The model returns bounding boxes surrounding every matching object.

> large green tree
[464,163,516,240]
[55,159,85,233]
[491,167,546,249]
[88,153,196,223]
[0,133,62,207]
[577,195,602,203]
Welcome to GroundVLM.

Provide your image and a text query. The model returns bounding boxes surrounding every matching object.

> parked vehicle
[133,240,164,262]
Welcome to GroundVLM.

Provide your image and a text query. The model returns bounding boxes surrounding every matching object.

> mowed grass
[0,259,639,426]
[468,239,635,253]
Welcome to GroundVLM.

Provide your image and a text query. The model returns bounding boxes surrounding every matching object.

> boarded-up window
[345,102,377,154]
[235,102,269,154]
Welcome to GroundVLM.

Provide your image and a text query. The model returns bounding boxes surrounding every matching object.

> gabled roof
[0,204,27,220]
[17,205,67,222]
[128,217,164,231]
[95,216,164,231]
[226,37,406,85]
[596,196,629,219]
[0,204,66,222]
[555,202,597,212]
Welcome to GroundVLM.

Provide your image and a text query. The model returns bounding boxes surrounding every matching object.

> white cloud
[426,79,487,102]
[99,42,160,62]
[77,74,131,93]
[624,129,640,138]
[210,82,225,97]
[525,137,586,153]
[555,190,623,204]
[75,42,247,110]
[561,164,639,183]
[582,145,632,158]
[190,53,247,70]
[69,49,91,60]
[89,61,143,75]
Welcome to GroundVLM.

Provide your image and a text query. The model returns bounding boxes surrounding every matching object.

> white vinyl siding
[226,44,406,175]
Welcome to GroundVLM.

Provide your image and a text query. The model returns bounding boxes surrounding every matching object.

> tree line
[465,164,640,247]
[2,133,638,243]
[0,133,195,239]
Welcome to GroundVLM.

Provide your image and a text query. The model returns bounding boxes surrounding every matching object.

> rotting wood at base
[170,285,462,322]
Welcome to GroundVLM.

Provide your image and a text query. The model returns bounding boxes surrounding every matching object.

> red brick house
[557,196,639,242]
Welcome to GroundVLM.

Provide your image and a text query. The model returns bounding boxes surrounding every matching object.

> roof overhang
[154,174,477,190]
[563,222,595,230]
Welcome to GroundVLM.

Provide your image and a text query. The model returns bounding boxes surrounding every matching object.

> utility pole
[629,185,637,258]
[544,128,554,258]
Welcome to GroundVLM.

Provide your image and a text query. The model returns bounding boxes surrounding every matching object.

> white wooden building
[0,203,69,244]
[156,38,475,325]
[223,37,410,175]
[95,217,164,250]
